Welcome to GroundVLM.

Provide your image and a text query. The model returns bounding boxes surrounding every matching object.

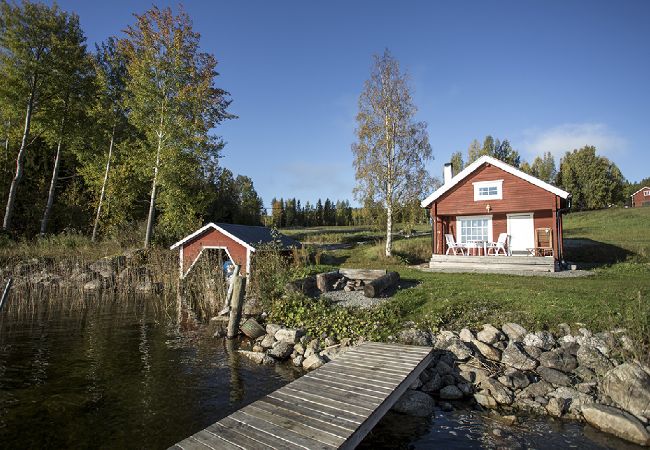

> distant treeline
[451,137,647,210]
[268,197,428,228]
[0,2,263,246]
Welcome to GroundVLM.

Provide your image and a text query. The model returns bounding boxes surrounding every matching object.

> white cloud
[522,123,626,159]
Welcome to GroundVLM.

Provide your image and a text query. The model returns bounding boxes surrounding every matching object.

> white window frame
[473,180,503,201]
[644,190,650,197]
[456,215,493,244]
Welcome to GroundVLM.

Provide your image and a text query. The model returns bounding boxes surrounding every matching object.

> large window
[473,180,503,200]
[457,215,492,243]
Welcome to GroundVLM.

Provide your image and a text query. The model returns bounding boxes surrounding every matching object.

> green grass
[312,209,650,358]
[280,223,430,244]
[563,207,650,262]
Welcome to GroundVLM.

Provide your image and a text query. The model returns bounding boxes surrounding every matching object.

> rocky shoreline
[1,252,166,294]
[235,321,650,447]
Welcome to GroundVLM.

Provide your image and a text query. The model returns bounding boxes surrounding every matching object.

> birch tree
[0,1,76,231]
[39,13,90,235]
[352,50,432,256]
[120,6,232,248]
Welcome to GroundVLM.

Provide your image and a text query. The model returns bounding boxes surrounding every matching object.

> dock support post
[227,275,246,339]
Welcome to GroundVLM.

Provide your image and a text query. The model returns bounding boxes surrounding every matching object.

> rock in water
[237,350,274,365]
[268,341,293,359]
[480,378,514,405]
[501,343,539,371]
[302,354,326,370]
[439,385,463,400]
[546,397,568,417]
[582,404,650,446]
[502,323,527,342]
[602,363,650,421]
[391,390,435,417]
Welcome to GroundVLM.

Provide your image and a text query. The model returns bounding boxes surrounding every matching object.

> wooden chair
[445,234,466,255]
[529,228,553,256]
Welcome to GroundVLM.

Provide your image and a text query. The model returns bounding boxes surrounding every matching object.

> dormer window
[473,180,503,201]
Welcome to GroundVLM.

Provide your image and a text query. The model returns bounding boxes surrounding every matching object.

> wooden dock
[428,254,557,272]
[171,342,433,450]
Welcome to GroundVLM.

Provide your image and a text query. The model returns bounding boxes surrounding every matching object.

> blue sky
[51,0,649,208]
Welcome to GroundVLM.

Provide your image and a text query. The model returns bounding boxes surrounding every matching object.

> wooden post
[227,275,246,339]
[224,264,241,309]
[316,270,341,292]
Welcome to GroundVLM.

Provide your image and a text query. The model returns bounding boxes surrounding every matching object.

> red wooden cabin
[631,186,650,207]
[421,156,571,267]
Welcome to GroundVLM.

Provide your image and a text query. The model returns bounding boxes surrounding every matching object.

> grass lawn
[316,208,650,354]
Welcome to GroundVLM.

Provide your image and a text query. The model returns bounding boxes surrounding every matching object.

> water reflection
[0,294,298,449]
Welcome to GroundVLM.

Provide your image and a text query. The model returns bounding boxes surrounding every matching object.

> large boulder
[391,390,435,417]
[539,348,578,373]
[275,328,303,344]
[601,363,650,420]
[537,366,572,387]
[476,324,504,345]
[440,385,464,400]
[501,323,527,342]
[398,329,432,346]
[302,354,326,371]
[576,345,613,376]
[472,340,502,362]
[523,331,555,351]
[582,404,650,446]
[501,343,538,371]
[479,378,514,405]
[268,341,294,360]
[434,334,473,360]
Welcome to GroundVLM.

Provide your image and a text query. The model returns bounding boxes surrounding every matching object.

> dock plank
[171,342,432,450]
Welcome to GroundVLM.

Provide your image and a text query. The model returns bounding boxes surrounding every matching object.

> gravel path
[320,280,418,308]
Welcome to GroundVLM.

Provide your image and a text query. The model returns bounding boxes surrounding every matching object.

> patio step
[428,255,557,272]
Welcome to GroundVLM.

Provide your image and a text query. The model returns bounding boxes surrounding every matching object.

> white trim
[180,245,236,279]
[456,214,493,244]
[630,186,650,197]
[245,247,251,275]
[169,222,255,252]
[473,179,503,201]
[421,155,570,207]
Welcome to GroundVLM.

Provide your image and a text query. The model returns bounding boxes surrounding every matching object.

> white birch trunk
[3,75,37,230]
[40,134,63,236]
[144,110,164,249]
[91,125,115,242]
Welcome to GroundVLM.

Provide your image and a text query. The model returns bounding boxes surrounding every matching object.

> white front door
[507,213,534,254]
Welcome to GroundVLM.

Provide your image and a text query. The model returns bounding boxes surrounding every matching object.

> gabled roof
[170,223,300,251]
[420,155,571,208]
[630,186,650,197]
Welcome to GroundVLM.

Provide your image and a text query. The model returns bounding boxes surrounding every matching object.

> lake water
[0,296,641,449]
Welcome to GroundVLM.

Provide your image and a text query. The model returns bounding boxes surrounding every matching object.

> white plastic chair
[445,234,466,255]
[487,233,509,256]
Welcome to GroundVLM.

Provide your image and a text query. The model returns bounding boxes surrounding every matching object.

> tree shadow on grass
[564,238,635,265]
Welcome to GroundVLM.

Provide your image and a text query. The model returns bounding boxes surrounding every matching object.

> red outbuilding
[170,222,299,278]
[421,155,571,271]
[630,186,650,207]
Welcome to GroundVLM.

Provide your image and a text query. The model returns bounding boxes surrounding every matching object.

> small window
[644,190,650,197]
[473,180,503,201]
